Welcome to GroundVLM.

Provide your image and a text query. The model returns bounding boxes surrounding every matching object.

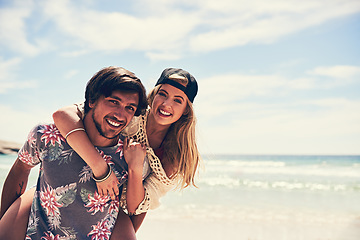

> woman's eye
[158,92,166,97]
[174,99,182,104]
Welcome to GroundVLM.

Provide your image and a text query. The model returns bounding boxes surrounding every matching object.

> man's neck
[83,113,119,147]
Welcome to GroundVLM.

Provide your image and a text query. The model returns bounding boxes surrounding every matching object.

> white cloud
[0,57,21,93]
[196,73,317,115]
[41,0,200,53]
[64,70,79,79]
[0,57,37,93]
[0,57,22,81]
[0,104,52,144]
[0,0,40,56]
[197,64,360,116]
[195,66,360,154]
[198,98,360,155]
[308,65,360,79]
[188,0,360,51]
[2,0,358,57]
[145,51,183,61]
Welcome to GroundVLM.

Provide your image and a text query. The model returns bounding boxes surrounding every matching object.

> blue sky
[0,0,359,155]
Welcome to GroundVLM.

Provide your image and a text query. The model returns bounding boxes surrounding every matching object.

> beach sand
[136,216,360,240]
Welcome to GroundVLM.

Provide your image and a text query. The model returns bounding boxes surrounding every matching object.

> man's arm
[0,158,32,219]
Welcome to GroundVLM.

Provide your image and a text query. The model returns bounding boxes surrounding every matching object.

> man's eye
[126,106,135,112]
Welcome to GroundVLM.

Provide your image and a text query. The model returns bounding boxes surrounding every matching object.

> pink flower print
[40,185,63,217]
[27,133,37,146]
[120,170,128,182]
[85,192,110,215]
[38,124,65,146]
[98,149,113,165]
[108,197,119,214]
[25,236,32,240]
[88,219,111,240]
[115,139,124,158]
[41,231,61,240]
[19,150,34,165]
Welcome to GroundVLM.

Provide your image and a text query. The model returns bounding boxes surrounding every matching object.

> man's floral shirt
[19,124,128,240]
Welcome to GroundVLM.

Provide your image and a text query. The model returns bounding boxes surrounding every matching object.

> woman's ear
[183,104,190,116]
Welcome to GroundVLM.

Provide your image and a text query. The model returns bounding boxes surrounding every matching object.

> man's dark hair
[84,66,147,116]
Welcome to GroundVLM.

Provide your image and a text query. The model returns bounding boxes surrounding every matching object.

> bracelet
[92,163,113,183]
[65,128,86,141]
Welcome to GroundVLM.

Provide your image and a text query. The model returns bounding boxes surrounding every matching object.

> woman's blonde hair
[147,75,201,189]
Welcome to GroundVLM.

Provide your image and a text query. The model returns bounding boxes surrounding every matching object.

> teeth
[108,119,120,127]
[160,109,171,116]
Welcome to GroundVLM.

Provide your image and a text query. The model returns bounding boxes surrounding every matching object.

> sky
[0,0,359,155]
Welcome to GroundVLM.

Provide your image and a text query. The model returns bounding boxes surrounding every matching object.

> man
[0,66,147,239]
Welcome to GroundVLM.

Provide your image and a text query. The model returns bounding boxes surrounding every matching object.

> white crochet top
[119,108,176,214]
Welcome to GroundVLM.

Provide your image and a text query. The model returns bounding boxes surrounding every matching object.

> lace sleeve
[120,172,175,215]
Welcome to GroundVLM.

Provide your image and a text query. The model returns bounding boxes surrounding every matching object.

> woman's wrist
[91,160,109,178]
[127,168,143,179]
[92,163,112,182]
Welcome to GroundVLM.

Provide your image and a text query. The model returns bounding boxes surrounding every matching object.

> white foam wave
[204,160,360,178]
[207,160,286,167]
[199,176,358,192]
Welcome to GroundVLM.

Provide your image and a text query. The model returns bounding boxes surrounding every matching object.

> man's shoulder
[28,123,66,147]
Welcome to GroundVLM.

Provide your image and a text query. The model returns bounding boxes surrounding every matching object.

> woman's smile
[158,109,172,117]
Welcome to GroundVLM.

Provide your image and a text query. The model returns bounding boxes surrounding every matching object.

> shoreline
[0,140,21,155]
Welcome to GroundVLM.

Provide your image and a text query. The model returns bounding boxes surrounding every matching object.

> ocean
[1,154,359,240]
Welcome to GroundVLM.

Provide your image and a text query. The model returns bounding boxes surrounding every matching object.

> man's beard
[92,111,120,140]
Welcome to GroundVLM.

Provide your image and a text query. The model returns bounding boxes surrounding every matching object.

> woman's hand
[123,138,146,174]
[95,171,119,201]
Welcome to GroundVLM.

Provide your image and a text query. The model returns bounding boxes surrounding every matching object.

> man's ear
[88,101,95,109]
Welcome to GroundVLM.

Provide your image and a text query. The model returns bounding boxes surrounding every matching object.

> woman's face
[150,84,188,126]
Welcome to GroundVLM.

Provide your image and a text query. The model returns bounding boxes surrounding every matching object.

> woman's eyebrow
[175,95,184,101]
[160,89,184,100]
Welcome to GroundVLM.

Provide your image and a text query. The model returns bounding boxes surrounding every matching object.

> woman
[0,68,201,239]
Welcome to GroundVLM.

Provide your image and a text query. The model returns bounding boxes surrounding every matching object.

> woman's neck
[146,113,170,149]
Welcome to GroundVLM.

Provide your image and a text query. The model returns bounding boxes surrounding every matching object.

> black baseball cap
[155,68,198,102]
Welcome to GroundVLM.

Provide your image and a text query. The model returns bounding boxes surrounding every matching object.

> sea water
[1,154,359,239]
[150,155,360,240]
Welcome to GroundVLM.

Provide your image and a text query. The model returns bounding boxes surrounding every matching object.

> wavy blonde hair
[147,76,201,189]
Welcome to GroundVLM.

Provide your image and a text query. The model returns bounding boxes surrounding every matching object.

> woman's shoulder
[122,116,141,136]
[122,109,148,137]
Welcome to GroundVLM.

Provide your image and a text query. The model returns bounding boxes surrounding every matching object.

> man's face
[89,90,139,140]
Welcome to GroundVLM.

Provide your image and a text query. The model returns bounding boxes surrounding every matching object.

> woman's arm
[53,105,119,199]
[123,138,146,214]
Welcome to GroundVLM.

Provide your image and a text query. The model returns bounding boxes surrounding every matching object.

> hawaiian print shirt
[19,124,128,240]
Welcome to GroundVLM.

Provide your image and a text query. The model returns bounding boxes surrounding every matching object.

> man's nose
[113,106,125,120]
